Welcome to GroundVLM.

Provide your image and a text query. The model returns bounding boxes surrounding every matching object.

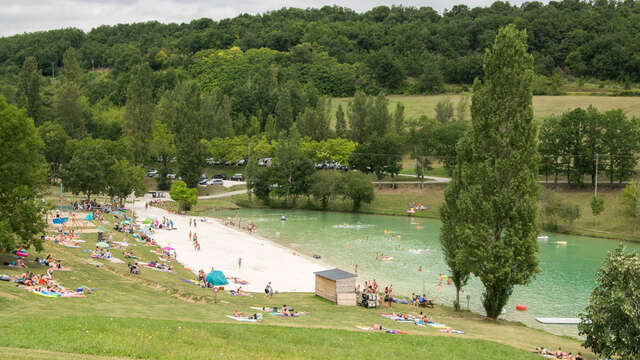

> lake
[214,208,639,337]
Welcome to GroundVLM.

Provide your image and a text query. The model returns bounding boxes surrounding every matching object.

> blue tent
[206,270,229,286]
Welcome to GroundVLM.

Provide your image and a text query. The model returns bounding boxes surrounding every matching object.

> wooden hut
[314,269,357,306]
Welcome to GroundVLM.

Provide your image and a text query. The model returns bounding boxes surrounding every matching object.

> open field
[331,95,640,122]
[0,206,592,359]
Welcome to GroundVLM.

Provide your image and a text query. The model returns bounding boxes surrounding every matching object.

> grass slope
[0,211,592,359]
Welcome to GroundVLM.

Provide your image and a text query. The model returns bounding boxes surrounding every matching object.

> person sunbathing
[370,324,383,331]
[232,309,244,318]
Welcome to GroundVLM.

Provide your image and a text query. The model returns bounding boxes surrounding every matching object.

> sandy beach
[132,198,328,293]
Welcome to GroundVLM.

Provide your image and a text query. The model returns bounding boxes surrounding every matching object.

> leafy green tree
[264,114,277,140]
[61,47,83,84]
[310,170,343,209]
[447,25,540,320]
[271,127,315,206]
[0,96,48,251]
[347,91,369,143]
[61,139,116,200]
[590,196,604,226]
[38,121,70,180]
[213,95,234,139]
[440,134,471,311]
[418,60,445,94]
[335,104,347,138]
[350,134,403,180]
[392,103,405,135]
[150,120,175,190]
[245,153,259,202]
[173,81,206,188]
[620,181,640,231]
[247,116,261,137]
[455,95,469,122]
[433,120,468,175]
[54,48,87,138]
[341,171,374,211]
[124,62,154,165]
[169,180,198,211]
[275,88,293,133]
[366,93,391,139]
[435,98,454,124]
[579,245,640,360]
[105,159,145,206]
[18,56,42,124]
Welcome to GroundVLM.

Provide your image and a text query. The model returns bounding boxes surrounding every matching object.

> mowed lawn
[0,211,593,359]
[331,95,640,122]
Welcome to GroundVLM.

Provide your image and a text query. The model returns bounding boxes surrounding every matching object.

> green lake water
[214,208,639,337]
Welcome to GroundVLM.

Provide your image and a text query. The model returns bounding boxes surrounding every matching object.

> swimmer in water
[365,236,369,243]
[418,266,423,272]
[376,252,379,260]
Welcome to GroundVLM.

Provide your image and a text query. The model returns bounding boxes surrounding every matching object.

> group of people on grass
[536,347,583,360]
[11,265,86,298]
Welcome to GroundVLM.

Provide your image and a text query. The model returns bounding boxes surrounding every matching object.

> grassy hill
[0,209,593,359]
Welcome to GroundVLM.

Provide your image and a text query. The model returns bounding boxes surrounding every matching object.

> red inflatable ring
[516,305,527,311]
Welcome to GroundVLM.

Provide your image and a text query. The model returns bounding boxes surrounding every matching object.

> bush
[169,180,198,211]
[342,171,374,211]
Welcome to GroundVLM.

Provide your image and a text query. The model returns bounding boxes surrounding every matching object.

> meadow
[331,94,640,122]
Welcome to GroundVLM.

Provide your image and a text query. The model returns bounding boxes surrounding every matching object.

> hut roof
[314,268,356,281]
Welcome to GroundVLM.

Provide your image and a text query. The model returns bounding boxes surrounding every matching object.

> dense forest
[1,1,640,203]
[1,1,640,97]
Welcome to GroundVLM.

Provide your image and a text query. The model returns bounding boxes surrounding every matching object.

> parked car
[258,157,272,167]
[146,169,158,177]
[207,178,224,185]
[236,159,247,166]
[167,173,176,179]
[199,178,209,185]
[213,174,227,180]
[206,158,216,165]
[230,173,244,181]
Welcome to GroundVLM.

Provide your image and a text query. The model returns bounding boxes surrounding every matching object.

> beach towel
[226,315,258,322]
[355,326,406,334]
[85,213,93,221]
[179,278,198,285]
[51,267,72,271]
[250,306,270,312]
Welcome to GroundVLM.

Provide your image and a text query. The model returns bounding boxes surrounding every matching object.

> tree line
[1,1,639,103]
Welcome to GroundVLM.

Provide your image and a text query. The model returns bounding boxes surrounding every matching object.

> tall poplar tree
[275,88,293,134]
[174,81,205,187]
[441,25,539,319]
[54,48,86,138]
[18,56,41,124]
[124,62,154,165]
[335,104,347,138]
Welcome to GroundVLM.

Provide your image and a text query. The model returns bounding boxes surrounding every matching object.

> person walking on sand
[238,257,242,273]
[265,281,273,298]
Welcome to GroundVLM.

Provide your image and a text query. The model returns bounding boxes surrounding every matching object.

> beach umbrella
[96,242,109,248]
[206,271,229,286]
[162,246,174,251]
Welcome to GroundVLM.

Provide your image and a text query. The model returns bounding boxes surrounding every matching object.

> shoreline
[133,197,329,293]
